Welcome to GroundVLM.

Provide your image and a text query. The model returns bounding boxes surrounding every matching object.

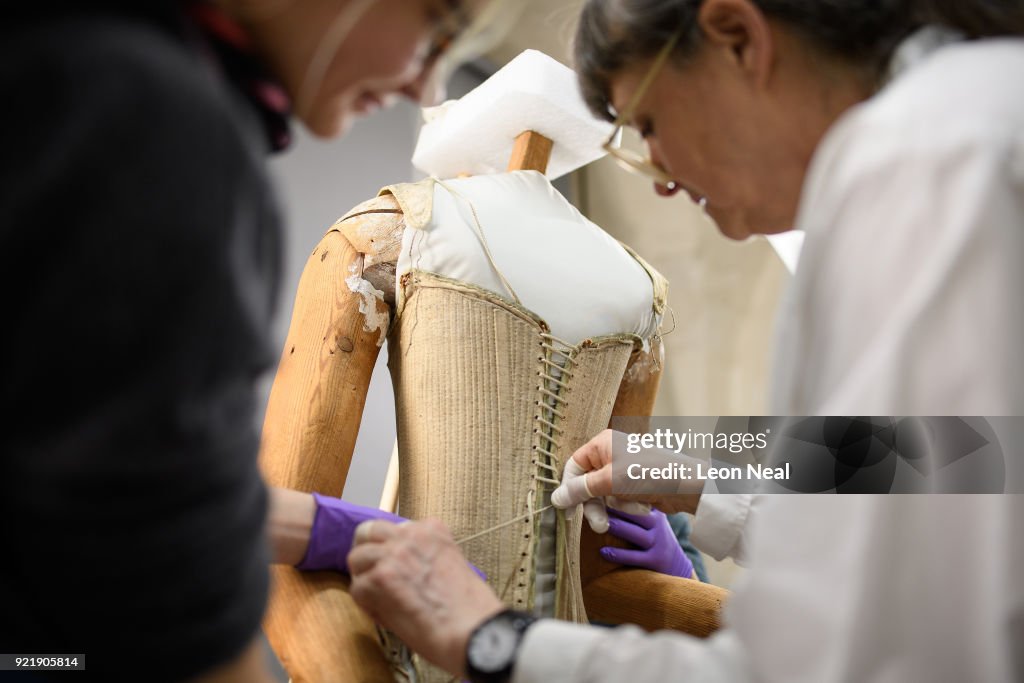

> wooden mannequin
[259,131,726,682]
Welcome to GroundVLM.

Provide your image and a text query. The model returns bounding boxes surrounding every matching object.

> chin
[711,206,792,241]
[719,225,756,242]
[706,207,754,241]
[305,115,353,139]
[297,100,354,140]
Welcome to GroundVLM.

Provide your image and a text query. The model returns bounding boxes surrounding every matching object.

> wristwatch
[465,609,537,683]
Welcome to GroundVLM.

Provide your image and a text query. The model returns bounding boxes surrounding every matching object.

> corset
[381,171,665,681]
[390,272,637,612]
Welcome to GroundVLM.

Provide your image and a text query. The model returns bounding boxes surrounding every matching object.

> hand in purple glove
[296,493,403,573]
[296,493,486,580]
[601,507,694,578]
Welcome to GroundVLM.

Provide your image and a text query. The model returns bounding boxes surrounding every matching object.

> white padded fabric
[396,171,660,345]
[412,50,614,181]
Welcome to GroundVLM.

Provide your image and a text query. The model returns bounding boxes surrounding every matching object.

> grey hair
[574,0,703,121]
[574,0,1024,121]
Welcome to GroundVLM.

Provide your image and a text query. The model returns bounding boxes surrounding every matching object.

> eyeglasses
[602,29,684,186]
[424,0,471,66]
[418,0,508,105]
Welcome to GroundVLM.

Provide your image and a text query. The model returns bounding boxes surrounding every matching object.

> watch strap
[465,609,537,683]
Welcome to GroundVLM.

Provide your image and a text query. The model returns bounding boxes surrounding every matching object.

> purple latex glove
[296,493,487,580]
[601,507,694,578]
[296,493,404,573]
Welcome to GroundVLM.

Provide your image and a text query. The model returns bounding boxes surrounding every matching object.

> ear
[697,0,774,86]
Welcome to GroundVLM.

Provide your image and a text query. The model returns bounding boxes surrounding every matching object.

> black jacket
[0,4,281,680]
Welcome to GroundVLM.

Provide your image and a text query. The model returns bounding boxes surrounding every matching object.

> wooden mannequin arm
[259,226,388,494]
[583,569,727,638]
[579,475,728,639]
[578,337,666,586]
[579,337,728,637]
[610,337,665,430]
[259,200,404,683]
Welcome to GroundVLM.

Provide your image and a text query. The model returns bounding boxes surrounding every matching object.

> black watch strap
[465,609,537,683]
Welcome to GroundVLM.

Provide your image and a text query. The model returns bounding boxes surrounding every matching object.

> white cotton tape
[606,497,651,516]
[345,275,388,346]
[583,499,609,534]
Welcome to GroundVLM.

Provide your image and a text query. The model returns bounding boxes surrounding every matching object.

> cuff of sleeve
[511,620,607,683]
[690,493,753,562]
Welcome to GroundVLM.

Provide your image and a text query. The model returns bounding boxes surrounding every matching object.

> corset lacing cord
[453,503,556,546]
[449,331,578,542]
[533,332,576,486]
[533,332,586,623]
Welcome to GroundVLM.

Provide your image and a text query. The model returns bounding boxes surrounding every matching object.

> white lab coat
[513,28,1024,683]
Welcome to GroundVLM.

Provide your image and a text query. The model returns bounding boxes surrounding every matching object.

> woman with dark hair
[346,2,1024,682]
[0,1,495,680]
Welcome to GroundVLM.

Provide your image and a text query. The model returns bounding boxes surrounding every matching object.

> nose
[400,64,447,107]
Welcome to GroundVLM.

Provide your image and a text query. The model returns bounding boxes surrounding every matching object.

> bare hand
[348,518,504,678]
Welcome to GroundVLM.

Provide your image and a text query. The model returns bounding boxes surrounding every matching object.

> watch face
[468,619,520,673]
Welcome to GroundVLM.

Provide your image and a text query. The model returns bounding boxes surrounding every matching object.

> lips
[655,181,707,208]
[353,92,383,115]
[655,182,680,198]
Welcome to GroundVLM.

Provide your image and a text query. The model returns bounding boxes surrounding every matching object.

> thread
[435,179,523,305]
[454,504,555,546]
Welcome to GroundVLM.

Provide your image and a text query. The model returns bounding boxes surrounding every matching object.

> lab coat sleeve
[689,492,756,564]
[512,620,751,683]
